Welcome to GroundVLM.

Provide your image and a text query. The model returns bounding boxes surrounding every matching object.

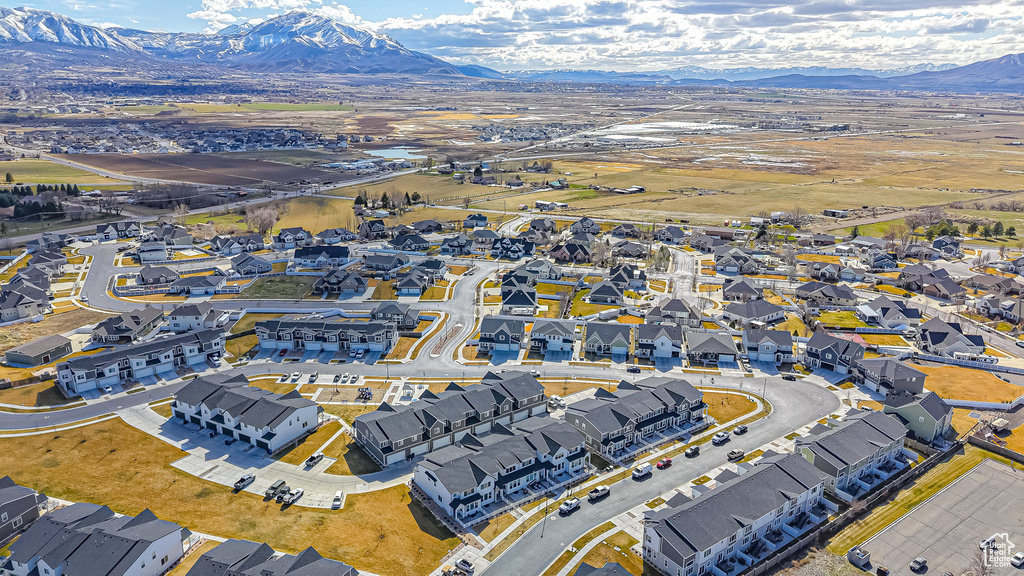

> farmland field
[0,158,128,184]
[66,154,339,186]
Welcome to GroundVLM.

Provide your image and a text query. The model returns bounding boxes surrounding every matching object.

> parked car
[265,480,286,499]
[290,372,301,382]
[626,366,641,374]
[102,385,113,395]
[233,473,255,489]
[278,349,287,357]
[684,446,700,458]
[734,424,748,435]
[1011,552,1024,567]
[1016,341,1024,349]
[305,452,324,467]
[727,449,745,461]
[782,374,796,381]
[909,557,927,572]
[632,462,653,479]
[559,498,580,515]
[308,372,319,383]
[656,458,672,469]
[333,374,342,383]
[283,488,304,505]
[588,485,611,501]
[529,369,540,376]
[981,536,996,549]
[712,431,730,445]
[332,491,343,509]
[277,374,288,383]
[455,559,475,574]
[275,486,292,503]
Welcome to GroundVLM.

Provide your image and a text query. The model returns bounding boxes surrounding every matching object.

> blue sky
[11,0,1024,70]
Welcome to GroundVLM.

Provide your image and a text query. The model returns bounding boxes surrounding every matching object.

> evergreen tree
[993,221,1005,236]
[968,221,979,236]
[404,192,411,206]
[71,184,80,196]
[1008,226,1017,238]
[4,172,11,183]
[851,225,860,238]
[411,192,421,203]
[981,224,993,238]
[354,195,366,207]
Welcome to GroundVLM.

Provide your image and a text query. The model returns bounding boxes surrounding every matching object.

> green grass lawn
[817,310,869,328]
[570,289,618,317]
[239,276,315,299]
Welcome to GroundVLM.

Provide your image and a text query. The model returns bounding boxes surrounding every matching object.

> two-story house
[478,317,526,354]
[742,329,794,365]
[634,324,682,360]
[255,319,396,355]
[800,333,865,374]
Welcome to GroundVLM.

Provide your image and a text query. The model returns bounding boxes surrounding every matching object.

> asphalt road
[2,380,188,430]
[482,376,841,576]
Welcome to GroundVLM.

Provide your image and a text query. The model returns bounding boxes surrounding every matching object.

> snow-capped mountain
[0,6,139,52]
[0,7,461,75]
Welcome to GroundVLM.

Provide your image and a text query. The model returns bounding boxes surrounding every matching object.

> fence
[736,440,961,576]
[966,436,1024,465]
[913,353,1024,375]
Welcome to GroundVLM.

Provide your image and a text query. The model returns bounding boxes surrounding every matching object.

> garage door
[411,442,429,456]
[386,452,405,466]
[205,422,218,432]
[473,422,491,435]
[433,435,452,449]
[238,434,251,444]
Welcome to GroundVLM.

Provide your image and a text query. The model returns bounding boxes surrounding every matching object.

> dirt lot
[0,308,112,353]
[67,154,338,186]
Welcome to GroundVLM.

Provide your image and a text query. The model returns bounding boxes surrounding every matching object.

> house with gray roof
[371,302,418,330]
[564,377,705,460]
[463,213,488,229]
[589,280,624,305]
[883,390,952,445]
[856,296,921,328]
[413,420,587,524]
[172,374,320,453]
[230,253,272,276]
[171,274,226,296]
[915,317,985,357]
[584,323,632,357]
[550,241,593,263]
[742,329,793,365]
[852,358,926,395]
[634,323,682,359]
[143,224,193,249]
[440,233,473,255]
[576,563,632,576]
[92,307,164,344]
[183,539,355,576]
[353,371,547,467]
[168,303,223,333]
[796,410,907,501]
[655,225,687,244]
[722,299,785,327]
[312,269,367,295]
[529,319,577,353]
[1,502,189,576]
[362,253,409,273]
[0,476,47,544]
[59,330,224,397]
[272,227,312,250]
[795,281,858,306]
[394,270,433,296]
[209,234,264,255]
[492,237,535,260]
[478,317,526,354]
[95,220,142,240]
[608,264,646,291]
[800,333,865,374]
[293,245,350,269]
[644,454,829,576]
[315,227,357,244]
[570,217,602,235]
[138,265,179,286]
[685,332,737,366]
[358,219,389,239]
[3,334,72,367]
[647,298,701,328]
[389,233,430,252]
[721,277,763,302]
[255,319,395,354]
[501,288,539,315]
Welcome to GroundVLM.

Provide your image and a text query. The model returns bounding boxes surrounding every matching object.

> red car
[656,458,672,469]
[278,349,287,357]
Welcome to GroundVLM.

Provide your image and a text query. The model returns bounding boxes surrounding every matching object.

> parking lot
[861,458,1024,575]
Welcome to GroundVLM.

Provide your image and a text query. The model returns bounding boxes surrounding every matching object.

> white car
[1011,552,1024,567]
[283,488,304,504]
[632,462,653,479]
[290,372,301,382]
[332,491,343,509]
[558,498,580,514]
[711,431,730,445]
[102,385,113,395]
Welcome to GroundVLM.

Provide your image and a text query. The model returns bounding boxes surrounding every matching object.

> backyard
[916,365,1024,403]
[239,276,315,300]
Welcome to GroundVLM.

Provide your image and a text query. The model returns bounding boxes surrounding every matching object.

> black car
[782,374,796,381]
[684,445,700,458]
[734,425,748,435]
[626,366,641,374]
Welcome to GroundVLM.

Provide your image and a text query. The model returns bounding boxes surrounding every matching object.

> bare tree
[245,206,279,237]
[98,191,125,216]
[968,547,991,576]
[174,203,190,226]
[790,206,808,228]
[904,212,929,233]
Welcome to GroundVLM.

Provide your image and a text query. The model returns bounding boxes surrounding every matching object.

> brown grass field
[0,419,459,575]
[917,365,1024,403]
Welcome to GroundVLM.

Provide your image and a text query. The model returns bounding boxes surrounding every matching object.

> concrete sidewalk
[119,406,414,509]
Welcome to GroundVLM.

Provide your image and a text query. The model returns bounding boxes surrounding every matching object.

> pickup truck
[588,485,611,501]
[283,488,304,505]
[233,473,255,490]
[275,486,292,503]
[558,498,580,515]
[304,452,324,467]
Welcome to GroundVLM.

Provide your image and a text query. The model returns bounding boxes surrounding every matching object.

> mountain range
[0,6,1022,92]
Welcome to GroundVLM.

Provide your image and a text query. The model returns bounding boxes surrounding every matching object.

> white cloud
[183,0,1024,69]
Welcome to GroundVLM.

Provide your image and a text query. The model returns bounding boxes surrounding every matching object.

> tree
[98,191,125,216]
[174,203,190,226]
[968,221,980,236]
[404,192,411,207]
[3,172,11,183]
[981,224,993,238]
[354,195,366,207]
[473,166,483,179]
[1008,226,1017,237]
[411,192,421,204]
[850,225,860,238]
[993,221,1005,236]
[245,206,279,236]
[379,193,391,210]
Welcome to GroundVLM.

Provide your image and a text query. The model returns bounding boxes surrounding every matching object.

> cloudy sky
[19,0,1024,70]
